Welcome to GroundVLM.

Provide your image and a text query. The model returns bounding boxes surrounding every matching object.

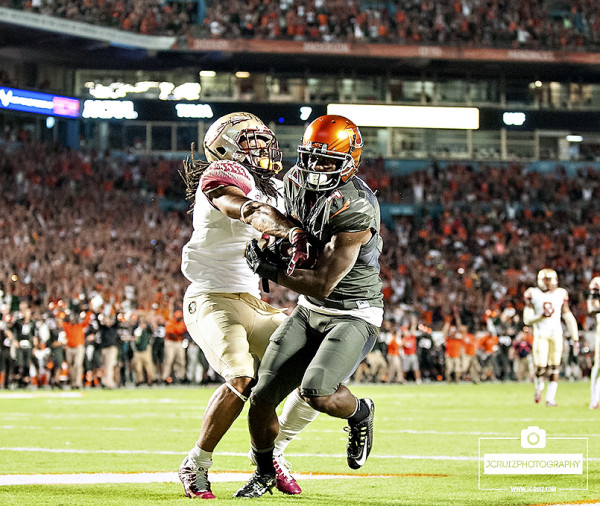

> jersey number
[542,302,554,317]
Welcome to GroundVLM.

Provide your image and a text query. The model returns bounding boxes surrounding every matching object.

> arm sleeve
[523,305,543,326]
[200,160,253,196]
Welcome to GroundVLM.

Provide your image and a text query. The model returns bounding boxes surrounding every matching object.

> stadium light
[503,112,526,126]
[235,71,251,78]
[566,135,583,142]
[326,103,479,129]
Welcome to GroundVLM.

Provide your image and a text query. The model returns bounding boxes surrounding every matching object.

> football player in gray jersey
[238,115,383,498]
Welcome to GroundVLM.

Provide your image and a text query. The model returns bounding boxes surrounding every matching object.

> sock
[534,376,544,394]
[347,397,369,424]
[252,446,275,475]
[546,381,558,402]
[591,365,599,404]
[274,389,319,457]
[188,445,213,469]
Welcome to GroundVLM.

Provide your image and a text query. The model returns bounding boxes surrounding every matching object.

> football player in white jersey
[523,269,579,406]
[177,113,319,499]
[587,276,600,409]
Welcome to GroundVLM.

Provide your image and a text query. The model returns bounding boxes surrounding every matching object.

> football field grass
[0,381,599,505]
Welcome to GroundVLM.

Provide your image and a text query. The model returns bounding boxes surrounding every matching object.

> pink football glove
[287,227,319,275]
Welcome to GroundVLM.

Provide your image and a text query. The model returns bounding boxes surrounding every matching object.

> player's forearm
[563,311,579,342]
[587,299,600,315]
[242,201,297,238]
[276,268,336,299]
[522,306,543,326]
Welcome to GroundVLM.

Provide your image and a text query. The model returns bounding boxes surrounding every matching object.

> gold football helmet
[203,112,282,176]
[537,268,558,291]
[589,276,600,292]
[296,115,363,191]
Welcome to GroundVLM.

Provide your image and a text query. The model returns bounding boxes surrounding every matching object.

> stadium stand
[4,0,600,49]
[1,0,599,389]
[0,135,597,388]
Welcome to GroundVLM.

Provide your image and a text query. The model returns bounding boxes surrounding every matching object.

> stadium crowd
[1,135,599,389]
[4,0,600,50]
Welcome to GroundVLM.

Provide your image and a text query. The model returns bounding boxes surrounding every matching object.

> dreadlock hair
[179,143,209,213]
[179,143,280,212]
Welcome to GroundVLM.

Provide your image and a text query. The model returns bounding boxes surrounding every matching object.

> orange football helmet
[296,115,363,191]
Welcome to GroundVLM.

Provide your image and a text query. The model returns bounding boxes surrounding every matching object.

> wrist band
[288,227,302,242]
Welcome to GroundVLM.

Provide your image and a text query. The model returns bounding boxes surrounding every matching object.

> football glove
[245,239,280,283]
[287,227,319,275]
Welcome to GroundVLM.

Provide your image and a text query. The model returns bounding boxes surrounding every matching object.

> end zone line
[0,471,441,486]
[0,447,477,460]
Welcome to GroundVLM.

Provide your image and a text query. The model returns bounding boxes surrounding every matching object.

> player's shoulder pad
[523,286,536,300]
[200,159,253,195]
[327,188,375,234]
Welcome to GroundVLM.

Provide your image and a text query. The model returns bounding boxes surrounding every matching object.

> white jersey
[181,160,284,299]
[524,286,568,339]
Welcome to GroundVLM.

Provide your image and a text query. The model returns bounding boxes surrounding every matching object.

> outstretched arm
[209,185,296,238]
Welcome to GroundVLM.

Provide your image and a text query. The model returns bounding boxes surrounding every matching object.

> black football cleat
[345,398,375,470]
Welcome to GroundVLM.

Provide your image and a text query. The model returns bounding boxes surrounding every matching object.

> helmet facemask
[296,146,354,191]
[236,128,283,181]
[203,112,282,180]
[295,115,363,192]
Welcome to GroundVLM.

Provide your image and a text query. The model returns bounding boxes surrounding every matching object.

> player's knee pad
[547,366,560,381]
[535,366,546,377]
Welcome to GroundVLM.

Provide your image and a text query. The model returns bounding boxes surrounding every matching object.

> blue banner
[0,86,80,118]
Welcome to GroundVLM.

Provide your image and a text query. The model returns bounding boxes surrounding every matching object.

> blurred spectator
[61,310,90,389]
[443,311,463,382]
[512,327,533,382]
[132,312,155,386]
[96,313,120,389]
[386,324,404,384]
[401,317,422,384]
[162,309,187,384]
[462,329,481,383]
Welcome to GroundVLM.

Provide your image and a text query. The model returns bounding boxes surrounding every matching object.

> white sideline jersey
[181,160,284,298]
[524,286,568,339]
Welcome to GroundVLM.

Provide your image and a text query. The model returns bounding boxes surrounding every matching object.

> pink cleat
[534,391,541,404]
[589,402,599,410]
[545,400,557,407]
[178,456,216,499]
[273,455,301,495]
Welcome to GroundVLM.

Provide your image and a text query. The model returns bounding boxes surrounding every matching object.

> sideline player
[587,276,600,409]
[523,269,579,407]
[238,115,382,497]
[178,112,319,499]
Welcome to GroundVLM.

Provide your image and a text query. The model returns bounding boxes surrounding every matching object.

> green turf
[1,381,599,505]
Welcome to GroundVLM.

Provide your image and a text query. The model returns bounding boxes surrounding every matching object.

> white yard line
[0,446,483,460]
[0,471,388,486]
